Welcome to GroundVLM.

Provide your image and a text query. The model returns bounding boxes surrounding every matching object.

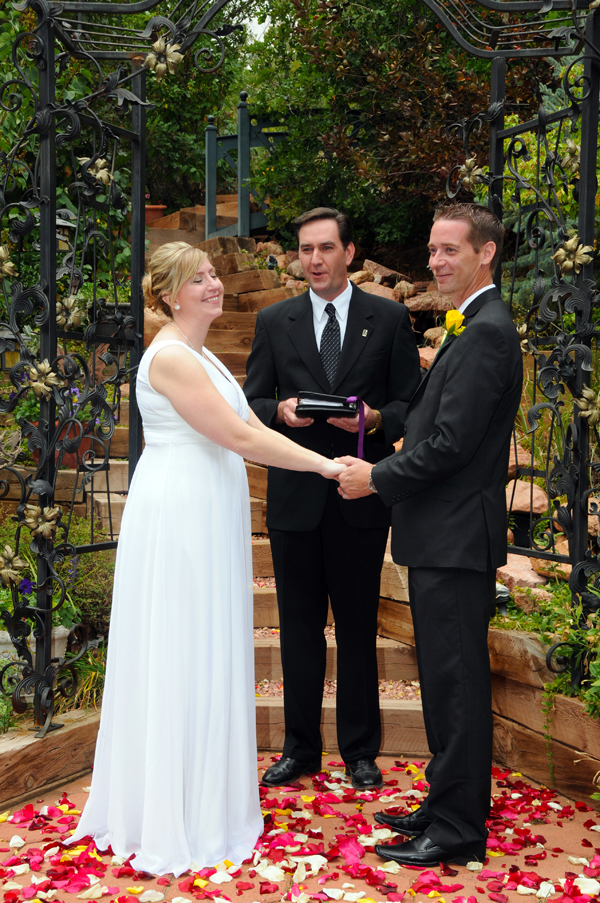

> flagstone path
[1,756,599,903]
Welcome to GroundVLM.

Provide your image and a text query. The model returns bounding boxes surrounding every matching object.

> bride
[70,241,345,876]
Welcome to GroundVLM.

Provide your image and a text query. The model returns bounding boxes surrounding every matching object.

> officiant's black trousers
[408,565,495,856]
[269,484,387,764]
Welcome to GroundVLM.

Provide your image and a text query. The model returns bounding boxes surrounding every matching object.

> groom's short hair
[433,202,504,271]
[293,207,353,249]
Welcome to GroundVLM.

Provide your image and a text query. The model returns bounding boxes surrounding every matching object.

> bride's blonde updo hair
[142,241,209,318]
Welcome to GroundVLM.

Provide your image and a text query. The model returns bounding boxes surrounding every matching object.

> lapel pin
[362,329,368,337]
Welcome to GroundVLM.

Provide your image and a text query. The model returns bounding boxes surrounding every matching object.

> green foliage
[0,511,114,634]
[0,694,17,734]
[493,582,600,731]
[55,642,107,714]
[242,0,556,249]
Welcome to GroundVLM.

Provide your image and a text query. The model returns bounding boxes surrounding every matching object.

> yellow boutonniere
[445,309,466,337]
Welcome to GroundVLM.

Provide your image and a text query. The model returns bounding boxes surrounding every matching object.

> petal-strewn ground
[1,756,599,903]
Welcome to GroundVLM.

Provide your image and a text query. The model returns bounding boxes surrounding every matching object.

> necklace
[172,321,199,353]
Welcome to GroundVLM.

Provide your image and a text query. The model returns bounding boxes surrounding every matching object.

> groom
[337,202,522,866]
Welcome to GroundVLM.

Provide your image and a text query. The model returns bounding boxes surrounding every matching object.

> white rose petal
[568,857,589,866]
[537,881,556,898]
[254,860,286,882]
[171,897,193,903]
[11,864,30,876]
[342,884,355,889]
[139,891,165,902]
[379,861,402,874]
[548,802,562,811]
[9,835,25,849]
[3,882,23,890]
[44,847,60,859]
[323,891,344,901]
[359,828,394,845]
[575,878,600,895]
[32,875,47,885]
[293,862,306,883]
[505,828,514,835]
[111,855,125,865]
[209,871,232,884]
[343,894,365,902]
[517,886,538,895]
[77,885,104,899]
[590,825,600,832]
[466,861,484,871]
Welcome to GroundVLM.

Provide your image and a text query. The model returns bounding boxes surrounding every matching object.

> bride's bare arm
[148,345,344,478]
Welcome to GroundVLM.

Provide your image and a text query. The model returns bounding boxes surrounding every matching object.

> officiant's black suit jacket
[243,285,421,531]
[373,286,523,569]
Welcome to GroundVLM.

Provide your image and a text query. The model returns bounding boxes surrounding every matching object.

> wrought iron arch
[427,0,600,692]
[0,0,244,735]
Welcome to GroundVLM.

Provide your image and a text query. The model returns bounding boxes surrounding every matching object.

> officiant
[244,207,420,789]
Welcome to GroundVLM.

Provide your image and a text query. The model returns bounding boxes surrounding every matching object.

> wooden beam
[0,710,99,808]
[246,462,268,499]
[252,538,274,576]
[256,697,427,756]
[492,713,600,805]
[488,628,553,688]
[492,674,600,758]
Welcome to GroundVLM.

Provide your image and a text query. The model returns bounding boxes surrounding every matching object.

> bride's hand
[321,459,347,479]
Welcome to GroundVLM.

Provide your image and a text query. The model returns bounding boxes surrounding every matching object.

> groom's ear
[481,241,496,268]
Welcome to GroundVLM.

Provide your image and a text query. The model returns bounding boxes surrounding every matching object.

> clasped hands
[335,456,373,499]
[276,398,375,497]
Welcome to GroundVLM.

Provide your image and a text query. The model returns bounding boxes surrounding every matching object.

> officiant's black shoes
[374,808,432,835]
[261,756,321,787]
[345,758,383,789]
[374,834,486,867]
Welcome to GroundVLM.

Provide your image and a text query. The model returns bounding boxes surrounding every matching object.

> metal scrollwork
[0,0,238,733]
[430,0,600,695]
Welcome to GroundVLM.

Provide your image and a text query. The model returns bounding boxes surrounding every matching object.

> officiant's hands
[328,402,377,432]
[335,456,373,498]
[277,397,313,428]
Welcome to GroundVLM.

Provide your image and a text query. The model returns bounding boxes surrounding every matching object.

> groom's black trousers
[269,481,387,765]
[408,564,495,855]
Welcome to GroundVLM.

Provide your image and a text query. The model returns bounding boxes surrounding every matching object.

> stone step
[256,696,427,755]
[250,496,267,533]
[246,461,267,499]
[255,635,418,682]
[220,269,280,295]
[238,285,304,312]
[87,492,127,538]
[252,538,273,575]
[253,587,334,628]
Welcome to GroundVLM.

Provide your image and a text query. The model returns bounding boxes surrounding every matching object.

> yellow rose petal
[193,879,207,889]
[126,887,145,895]
[0,810,10,822]
[301,795,315,802]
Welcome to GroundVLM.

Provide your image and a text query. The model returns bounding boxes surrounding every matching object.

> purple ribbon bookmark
[346,396,365,459]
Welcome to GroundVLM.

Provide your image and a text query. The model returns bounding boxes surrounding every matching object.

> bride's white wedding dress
[70,340,263,876]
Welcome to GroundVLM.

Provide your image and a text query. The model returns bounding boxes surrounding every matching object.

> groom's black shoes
[345,759,383,789]
[261,756,321,787]
[374,808,432,835]
[374,834,486,867]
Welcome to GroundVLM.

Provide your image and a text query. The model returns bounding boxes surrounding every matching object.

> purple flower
[19,577,34,596]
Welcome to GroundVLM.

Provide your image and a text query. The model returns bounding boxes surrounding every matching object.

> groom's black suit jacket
[244,285,421,531]
[373,286,523,569]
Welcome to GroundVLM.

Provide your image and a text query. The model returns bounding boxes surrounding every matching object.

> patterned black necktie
[320,302,341,388]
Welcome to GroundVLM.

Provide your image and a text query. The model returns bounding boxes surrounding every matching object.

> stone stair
[250,535,427,755]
